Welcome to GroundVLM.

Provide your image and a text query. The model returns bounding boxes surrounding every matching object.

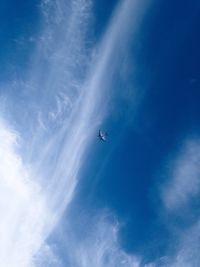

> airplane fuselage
[98,130,107,141]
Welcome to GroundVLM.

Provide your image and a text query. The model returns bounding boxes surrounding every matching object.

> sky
[0,0,200,266]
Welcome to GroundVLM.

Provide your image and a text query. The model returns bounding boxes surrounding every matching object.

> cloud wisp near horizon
[0,0,151,266]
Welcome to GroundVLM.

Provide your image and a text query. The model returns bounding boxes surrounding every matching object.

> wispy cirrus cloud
[71,218,140,267]
[48,213,141,267]
[0,0,151,266]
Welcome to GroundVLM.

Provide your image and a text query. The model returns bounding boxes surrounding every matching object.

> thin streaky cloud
[0,0,151,266]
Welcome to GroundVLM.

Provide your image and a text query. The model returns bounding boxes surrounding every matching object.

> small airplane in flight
[98,130,108,142]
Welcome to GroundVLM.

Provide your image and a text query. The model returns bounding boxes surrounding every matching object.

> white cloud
[161,139,200,210]
[0,120,52,267]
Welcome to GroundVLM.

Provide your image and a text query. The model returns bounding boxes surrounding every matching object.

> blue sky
[0,0,200,266]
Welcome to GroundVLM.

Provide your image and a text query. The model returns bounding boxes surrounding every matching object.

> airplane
[98,130,108,142]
